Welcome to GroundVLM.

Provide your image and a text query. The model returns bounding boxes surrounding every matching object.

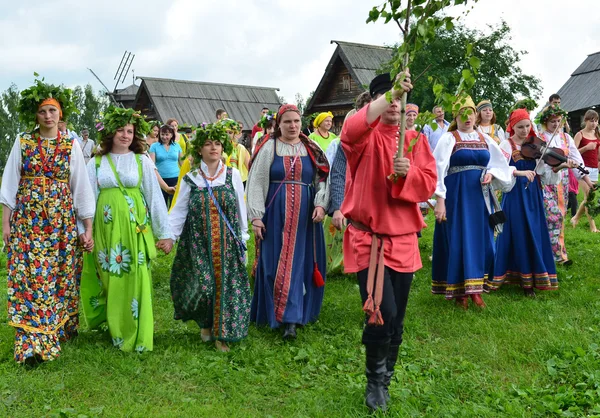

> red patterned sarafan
[273,156,302,323]
[209,197,223,337]
[8,131,82,363]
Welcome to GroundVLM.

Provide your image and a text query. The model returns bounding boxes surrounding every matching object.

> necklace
[200,163,225,182]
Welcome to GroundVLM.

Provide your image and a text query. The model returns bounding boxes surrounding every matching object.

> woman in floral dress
[1,79,95,364]
[168,122,250,352]
[80,107,173,353]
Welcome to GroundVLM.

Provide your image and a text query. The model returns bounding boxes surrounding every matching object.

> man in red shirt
[251,107,270,139]
[341,72,437,411]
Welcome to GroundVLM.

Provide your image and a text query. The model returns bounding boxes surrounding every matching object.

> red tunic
[579,136,599,168]
[341,105,437,273]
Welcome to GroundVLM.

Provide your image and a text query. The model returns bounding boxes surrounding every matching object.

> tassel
[362,295,374,316]
[368,307,384,326]
[312,262,325,287]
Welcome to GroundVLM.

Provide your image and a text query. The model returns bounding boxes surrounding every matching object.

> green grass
[3,208,600,417]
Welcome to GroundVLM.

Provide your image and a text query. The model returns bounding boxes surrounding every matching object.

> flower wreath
[257,111,276,129]
[219,118,241,134]
[188,122,234,169]
[586,186,600,217]
[534,104,568,125]
[95,106,150,140]
[510,98,538,113]
[17,74,78,130]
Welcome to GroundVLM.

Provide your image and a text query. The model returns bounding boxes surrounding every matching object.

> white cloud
[1,0,599,114]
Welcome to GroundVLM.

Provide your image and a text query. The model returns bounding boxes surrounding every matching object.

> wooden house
[127,77,281,132]
[304,40,393,133]
[555,51,600,133]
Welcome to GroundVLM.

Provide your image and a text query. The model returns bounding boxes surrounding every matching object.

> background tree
[70,84,108,140]
[385,20,542,126]
[0,84,25,173]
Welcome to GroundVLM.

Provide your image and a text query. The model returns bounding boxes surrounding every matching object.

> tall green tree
[70,84,108,140]
[386,20,541,126]
[0,84,25,171]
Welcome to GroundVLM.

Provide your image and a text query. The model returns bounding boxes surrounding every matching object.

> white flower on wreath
[138,251,145,265]
[131,298,139,319]
[103,205,113,223]
[97,249,110,271]
[109,243,131,275]
[124,195,136,222]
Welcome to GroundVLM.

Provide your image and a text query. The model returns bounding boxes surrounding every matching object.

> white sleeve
[231,168,249,242]
[432,133,456,199]
[567,135,587,179]
[246,140,274,220]
[70,139,96,223]
[0,137,23,211]
[168,175,191,240]
[485,134,516,192]
[140,155,172,240]
[498,140,512,163]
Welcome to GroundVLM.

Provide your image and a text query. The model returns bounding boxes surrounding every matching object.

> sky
[1,0,599,114]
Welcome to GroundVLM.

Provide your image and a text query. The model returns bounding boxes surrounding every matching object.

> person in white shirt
[79,129,95,165]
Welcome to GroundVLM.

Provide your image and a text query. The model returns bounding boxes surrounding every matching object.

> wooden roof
[305,40,394,113]
[556,51,600,112]
[132,77,281,128]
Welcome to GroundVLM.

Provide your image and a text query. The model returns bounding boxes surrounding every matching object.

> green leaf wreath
[17,74,79,130]
[187,122,233,170]
[586,186,600,217]
[96,106,151,140]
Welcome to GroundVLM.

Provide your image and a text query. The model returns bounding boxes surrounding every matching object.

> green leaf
[466,43,473,56]
[469,56,481,71]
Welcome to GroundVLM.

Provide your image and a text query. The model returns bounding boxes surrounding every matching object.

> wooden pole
[396,0,412,159]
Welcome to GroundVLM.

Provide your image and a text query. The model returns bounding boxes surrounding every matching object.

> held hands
[434,198,446,223]
[332,210,347,230]
[312,206,325,223]
[156,239,174,254]
[79,229,94,252]
[516,170,536,182]
[393,157,410,178]
[392,69,413,100]
[252,219,266,240]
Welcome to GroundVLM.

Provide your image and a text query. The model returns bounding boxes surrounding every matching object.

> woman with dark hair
[149,124,183,206]
[1,78,95,364]
[571,109,600,232]
[166,118,188,155]
[247,104,329,339]
[146,121,161,148]
[251,111,276,155]
[80,106,173,353]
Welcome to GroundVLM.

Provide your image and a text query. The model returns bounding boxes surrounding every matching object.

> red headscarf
[506,108,535,137]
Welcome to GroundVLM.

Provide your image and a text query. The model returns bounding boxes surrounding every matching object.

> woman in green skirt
[81,107,173,353]
[168,122,250,352]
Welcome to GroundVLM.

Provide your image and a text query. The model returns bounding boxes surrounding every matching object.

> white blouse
[539,130,586,184]
[433,130,516,199]
[86,152,172,240]
[0,134,96,226]
[169,160,249,241]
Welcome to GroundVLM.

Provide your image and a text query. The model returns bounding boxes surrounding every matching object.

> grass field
[2,209,600,417]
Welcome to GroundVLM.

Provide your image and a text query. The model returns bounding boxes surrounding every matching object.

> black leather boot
[383,344,400,402]
[365,342,389,412]
[282,323,297,340]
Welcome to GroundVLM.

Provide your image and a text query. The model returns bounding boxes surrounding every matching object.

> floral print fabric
[80,155,155,353]
[7,132,81,363]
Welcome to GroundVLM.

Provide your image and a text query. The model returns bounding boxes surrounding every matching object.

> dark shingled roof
[133,77,281,128]
[305,40,394,114]
[113,84,139,102]
[556,51,600,112]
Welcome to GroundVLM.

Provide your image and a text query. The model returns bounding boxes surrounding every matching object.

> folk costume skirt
[488,157,557,290]
[432,148,494,298]
[251,154,326,328]
[81,186,156,353]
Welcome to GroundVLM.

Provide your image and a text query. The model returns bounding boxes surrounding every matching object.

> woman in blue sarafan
[431,96,515,309]
[486,108,558,296]
[246,104,330,340]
